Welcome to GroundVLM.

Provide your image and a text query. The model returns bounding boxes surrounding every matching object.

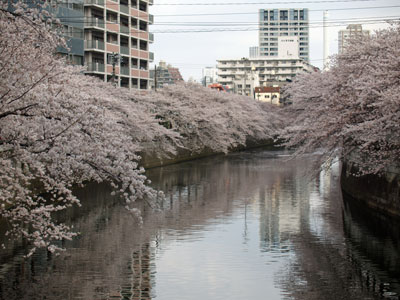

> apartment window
[140,79,148,90]
[280,10,288,20]
[139,40,147,50]
[106,32,118,44]
[131,37,138,48]
[139,59,148,70]
[106,11,118,23]
[131,58,138,68]
[139,0,147,12]
[139,20,147,31]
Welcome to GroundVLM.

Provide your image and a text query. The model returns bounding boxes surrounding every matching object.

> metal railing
[120,24,130,35]
[85,40,105,50]
[120,4,129,14]
[85,17,105,28]
[86,62,105,73]
[149,32,154,42]
[121,66,130,76]
[120,46,130,55]
[149,52,154,61]
[84,0,104,6]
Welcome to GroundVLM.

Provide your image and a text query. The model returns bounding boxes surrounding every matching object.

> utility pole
[110,52,121,87]
[154,65,157,91]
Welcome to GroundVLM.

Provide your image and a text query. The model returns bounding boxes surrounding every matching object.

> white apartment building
[217,57,317,96]
[202,66,218,86]
[83,0,154,89]
[259,8,309,62]
[338,24,370,54]
[249,46,260,58]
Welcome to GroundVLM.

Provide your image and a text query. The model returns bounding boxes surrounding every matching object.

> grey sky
[149,0,400,81]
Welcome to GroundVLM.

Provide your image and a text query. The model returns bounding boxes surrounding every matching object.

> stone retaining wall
[341,159,400,218]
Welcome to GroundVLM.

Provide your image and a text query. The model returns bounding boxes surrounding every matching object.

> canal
[0,149,399,299]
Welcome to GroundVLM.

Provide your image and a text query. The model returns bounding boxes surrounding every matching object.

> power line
[154,5,400,17]
[152,15,400,25]
[153,0,380,5]
[59,18,398,34]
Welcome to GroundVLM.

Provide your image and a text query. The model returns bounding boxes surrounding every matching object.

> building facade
[338,24,370,54]
[201,66,218,86]
[150,60,184,89]
[254,86,281,104]
[217,57,317,96]
[249,46,260,58]
[258,8,309,62]
[56,0,154,89]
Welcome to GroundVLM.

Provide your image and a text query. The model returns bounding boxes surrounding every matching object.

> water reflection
[0,149,399,300]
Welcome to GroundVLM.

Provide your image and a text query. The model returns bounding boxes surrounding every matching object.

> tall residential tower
[258,8,309,62]
[338,24,370,54]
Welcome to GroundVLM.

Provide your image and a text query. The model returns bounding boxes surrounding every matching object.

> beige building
[255,86,281,104]
[217,57,317,96]
[338,24,370,54]
[83,0,154,89]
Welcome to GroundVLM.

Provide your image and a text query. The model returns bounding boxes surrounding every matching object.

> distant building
[259,8,309,62]
[151,60,184,89]
[249,46,260,58]
[202,66,218,86]
[338,24,370,54]
[255,86,281,104]
[277,36,299,59]
[217,57,317,96]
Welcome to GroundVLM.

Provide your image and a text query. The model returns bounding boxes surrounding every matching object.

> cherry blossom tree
[1,2,283,255]
[281,23,400,175]
[139,83,282,155]
[0,3,169,255]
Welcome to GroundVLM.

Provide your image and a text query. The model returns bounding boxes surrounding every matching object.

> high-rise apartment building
[150,61,184,89]
[338,24,370,54]
[258,8,309,62]
[57,0,154,90]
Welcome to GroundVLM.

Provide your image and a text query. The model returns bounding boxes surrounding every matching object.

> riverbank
[341,159,400,219]
[140,139,278,169]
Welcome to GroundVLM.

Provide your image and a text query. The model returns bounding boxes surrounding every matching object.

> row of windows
[261,22,308,26]
[261,27,308,31]
[261,32,308,36]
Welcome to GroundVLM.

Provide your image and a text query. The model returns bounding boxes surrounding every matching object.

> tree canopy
[281,23,400,175]
[0,2,281,255]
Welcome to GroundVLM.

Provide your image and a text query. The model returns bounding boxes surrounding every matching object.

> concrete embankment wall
[341,159,400,218]
[140,139,277,169]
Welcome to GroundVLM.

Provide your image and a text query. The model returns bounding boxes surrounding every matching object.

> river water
[0,149,399,300]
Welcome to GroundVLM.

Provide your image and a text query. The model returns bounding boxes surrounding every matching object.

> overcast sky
[149,0,400,81]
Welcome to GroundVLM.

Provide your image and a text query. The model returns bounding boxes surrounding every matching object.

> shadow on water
[0,149,399,300]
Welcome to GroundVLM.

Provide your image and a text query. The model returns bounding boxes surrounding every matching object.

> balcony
[121,66,130,76]
[149,51,154,61]
[120,45,129,55]
[86,62,105,73]
[120,4,129,14]
[85,17,105,29]
[85,40,105,51]
[120,24,130,35]
[84,0,104,6]
[149,32,154,42]
[149,14,154,24]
